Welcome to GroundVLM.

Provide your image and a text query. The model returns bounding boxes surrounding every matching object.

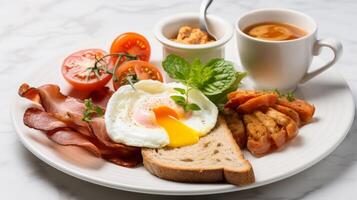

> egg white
[105,80,218,148]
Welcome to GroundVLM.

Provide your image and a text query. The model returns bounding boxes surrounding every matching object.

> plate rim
[11,69,355,196]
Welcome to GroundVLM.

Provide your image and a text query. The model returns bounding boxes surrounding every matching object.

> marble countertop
[1,0,357,199]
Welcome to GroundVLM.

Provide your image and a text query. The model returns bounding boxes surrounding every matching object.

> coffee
[243,22,307,41]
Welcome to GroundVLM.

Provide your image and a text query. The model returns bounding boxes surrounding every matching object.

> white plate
[12,38,355,195]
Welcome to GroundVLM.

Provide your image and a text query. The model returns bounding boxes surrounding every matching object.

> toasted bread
[142,116,255,186]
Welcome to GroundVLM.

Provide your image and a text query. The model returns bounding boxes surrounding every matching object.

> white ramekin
[154,13,233,63]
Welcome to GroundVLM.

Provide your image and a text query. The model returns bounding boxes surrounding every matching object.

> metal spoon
[199,0,216,40]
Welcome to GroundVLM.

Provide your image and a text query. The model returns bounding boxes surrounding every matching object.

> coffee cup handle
[300,38,343,83]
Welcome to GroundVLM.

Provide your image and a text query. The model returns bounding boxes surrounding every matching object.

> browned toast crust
[142,117,255,186]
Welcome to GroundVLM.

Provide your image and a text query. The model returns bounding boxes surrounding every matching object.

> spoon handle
[199,0,213,31]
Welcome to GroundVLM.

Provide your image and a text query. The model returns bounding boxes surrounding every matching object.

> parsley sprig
[171,87,201,112]
[82,98,104,122]
[273,89,295,102]
[286,92,295,102]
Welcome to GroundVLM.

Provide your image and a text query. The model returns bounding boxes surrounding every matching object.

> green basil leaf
[207,72,247,108]
[183,104,190,112]
[188,58,213,89]
[199,59,237,96]
[187,103,201,111]
[95,106,104,116]
[170,95,185,104]
[273,88,282,97]
[162,54,191,83]
[162,54,247,109]
[286,92,295,102]
[173,87,186,95]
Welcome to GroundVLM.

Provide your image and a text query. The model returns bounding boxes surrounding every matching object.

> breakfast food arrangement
[13,2,354,196]
[18,27,316,184]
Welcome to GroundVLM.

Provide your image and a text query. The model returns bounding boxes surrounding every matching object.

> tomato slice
[113,60,163,90]
[61,49,113,91]
[110,32,151,64]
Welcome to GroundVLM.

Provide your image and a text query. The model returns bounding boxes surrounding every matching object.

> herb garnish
[171,87,201,112]
[126,73,139,91]
[162,54,246,110]
[82,98,104,122]
[86,53,138,82]
[273,89,295,102]
[273,88,281,97]
[286,91,295,102]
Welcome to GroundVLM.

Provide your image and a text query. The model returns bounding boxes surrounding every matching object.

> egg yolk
[153,106,199,147]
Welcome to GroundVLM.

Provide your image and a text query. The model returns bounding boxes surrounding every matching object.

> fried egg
[105,80,218,148]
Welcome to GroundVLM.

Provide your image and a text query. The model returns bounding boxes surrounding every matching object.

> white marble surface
[1,0,357,199]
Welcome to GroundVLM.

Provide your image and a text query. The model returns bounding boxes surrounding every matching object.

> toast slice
[142,116,255,186]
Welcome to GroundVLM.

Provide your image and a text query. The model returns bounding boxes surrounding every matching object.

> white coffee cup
[236,8,343,91]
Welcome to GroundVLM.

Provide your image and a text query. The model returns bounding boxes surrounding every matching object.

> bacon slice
[37,84,85,116]
[87,87,114,109]
[49,129,141,167]
[48,129,101,157]
[24,107,92,137]
[104,154,142,168]
[18,83,41,104]
[24,108,67,131]
[19,83,142,168]
[23,107,141,167]
[88,118,134,150]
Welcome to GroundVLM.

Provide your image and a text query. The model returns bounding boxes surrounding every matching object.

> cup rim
[235,8,317,43]
[154,12,233,50]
